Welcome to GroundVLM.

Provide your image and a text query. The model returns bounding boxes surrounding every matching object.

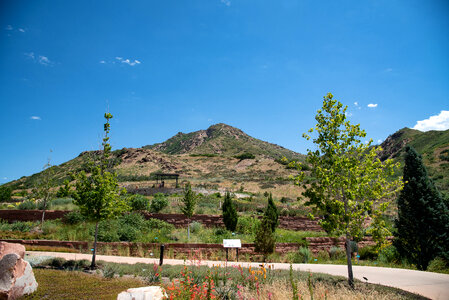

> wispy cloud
[5,25,26,33]
[354,101,361,110]
[367,103,378,108]
[384,68,393,73]
[115,57,141,66]
[413,110,449,132]
[220,0,231,6]
[18,28,25,33]
[30,116,41,120]
[99,60,106,64]
[5,25,13,30]
[24,52,53,66]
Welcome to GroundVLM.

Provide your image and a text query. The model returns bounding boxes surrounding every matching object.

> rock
[0,242,38,300]
[117,286,167,300]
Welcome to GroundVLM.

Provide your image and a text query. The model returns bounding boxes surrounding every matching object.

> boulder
[0,242,38,300]
[117,286,167,300]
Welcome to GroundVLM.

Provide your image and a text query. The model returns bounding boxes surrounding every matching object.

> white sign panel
[223,239,241,248]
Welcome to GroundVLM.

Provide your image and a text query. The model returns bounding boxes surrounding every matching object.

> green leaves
[296,93,402,242]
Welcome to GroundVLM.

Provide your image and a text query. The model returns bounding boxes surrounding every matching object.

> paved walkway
[26,251,449,300]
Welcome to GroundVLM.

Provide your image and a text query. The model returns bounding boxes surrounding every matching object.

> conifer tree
[394,146,449,270]
[254,217,276,260]
[264,193,279,232]
[181,182,197,241]
[222,192,238,232]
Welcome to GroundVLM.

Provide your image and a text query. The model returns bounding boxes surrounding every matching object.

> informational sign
[223,239,241,248]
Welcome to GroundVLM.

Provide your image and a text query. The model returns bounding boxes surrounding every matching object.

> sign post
[223,239,241,262]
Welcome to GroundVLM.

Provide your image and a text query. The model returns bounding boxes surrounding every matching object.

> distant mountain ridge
[143,123,304,161]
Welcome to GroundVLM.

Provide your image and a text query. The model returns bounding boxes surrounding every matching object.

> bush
[150,194,168,213]
[236,216,260,235]
[103,264,118,278]
[63,211,84,225]
[11,221,34,232]
[62,259,90,271]
[46,257,66,269]
[119,212,146,229]
[292,247,311,263]
[129,194,149,211]
[329,246,345,260]
[254,218,275,258]
[378,245,400,263]
[95,219,120,242]
[146,218,175,232]
[190,221,203,233]
[428,257,449,273]
[316,250,330,260]
[359,245,378,260]
[234,153,255,160]
[222,192,238,232]
[0,186,12,202]
[17,200,37,210]
[118,224,139,242]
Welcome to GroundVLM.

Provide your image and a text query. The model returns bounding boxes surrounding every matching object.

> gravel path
[26,251,449,300]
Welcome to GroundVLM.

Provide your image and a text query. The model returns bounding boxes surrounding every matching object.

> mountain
[4,124,305,198]
[143,123,304,161]
[380,127,449,197]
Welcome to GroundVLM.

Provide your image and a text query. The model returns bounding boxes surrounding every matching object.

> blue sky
[1,0,448,183]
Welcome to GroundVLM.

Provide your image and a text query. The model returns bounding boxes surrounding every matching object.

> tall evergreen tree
[181,183,197,241]
[264,193,279,232]
[394,146,449,270]
[222,192,238,232]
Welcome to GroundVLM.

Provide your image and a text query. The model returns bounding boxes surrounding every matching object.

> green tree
[181,183,197,241]
[254,218,276,261]
[72,113,129,268]
[296,93,402,288]
[222,192,238,232]
[56,179,71,198]
[0,186,12,202]
[264,193,279,232]
[394,146,449,270]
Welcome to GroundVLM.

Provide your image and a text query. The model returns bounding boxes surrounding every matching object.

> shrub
[146,218,175,231]
[129,194,149,211]
[0,186,12,202]
[95,219,120,242]
[293,247,311,263]
[118,224,139,242]
[119,212,146,229]
[11,221,34,232]
[46,257,66,269]
[234,153,255,160]
[236,216,260,235]
[378,245,400,263]
[329,246,345,260]
[254,218,276,259]
[103,264,118,278]
[428,257,449,273]
[359,246,378,260]
[190,221,203,234]
[316,250,330,260]
[63,211,84,225]
[150,194,168,213]
[63,259,90,271]
[17,200,37,210]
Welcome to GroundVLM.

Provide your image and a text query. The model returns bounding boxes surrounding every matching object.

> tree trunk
[187,221,190,242]
[40,196,48,228]
[91,221,99,269]
[345,235,354,289]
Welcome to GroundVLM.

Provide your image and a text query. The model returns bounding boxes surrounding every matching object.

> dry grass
[238,278,423,300]
[20,269,145,300]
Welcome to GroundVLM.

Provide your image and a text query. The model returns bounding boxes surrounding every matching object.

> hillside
[380,127,449,196]
[143,123,304,161]
[5,124,305,198]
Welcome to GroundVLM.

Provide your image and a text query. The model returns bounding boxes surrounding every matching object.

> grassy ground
[20,269,145,300]
[22,260,429,300]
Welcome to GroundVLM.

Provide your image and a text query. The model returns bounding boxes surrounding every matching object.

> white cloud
[18,28,25,33]
[115,57,141,66]
[354,101,358,106]
[30,116,41,120]
[367,103,378,108]
[220,0,231,6]
[38,56,51,65]
[413,110,449,132]
[377,139,383,144]
[99,60,106,64]
[24,52,53,66]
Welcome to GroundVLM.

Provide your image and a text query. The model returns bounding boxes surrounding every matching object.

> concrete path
[26,251,449,300]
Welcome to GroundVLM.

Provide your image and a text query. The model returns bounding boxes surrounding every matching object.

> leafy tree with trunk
[295,93,402,288]
[56,179,71,198]
[181,182,197,241]
[394,146,449,270]
[222,192,238,232]
[72,113,129,268]
[264,193,279,232]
